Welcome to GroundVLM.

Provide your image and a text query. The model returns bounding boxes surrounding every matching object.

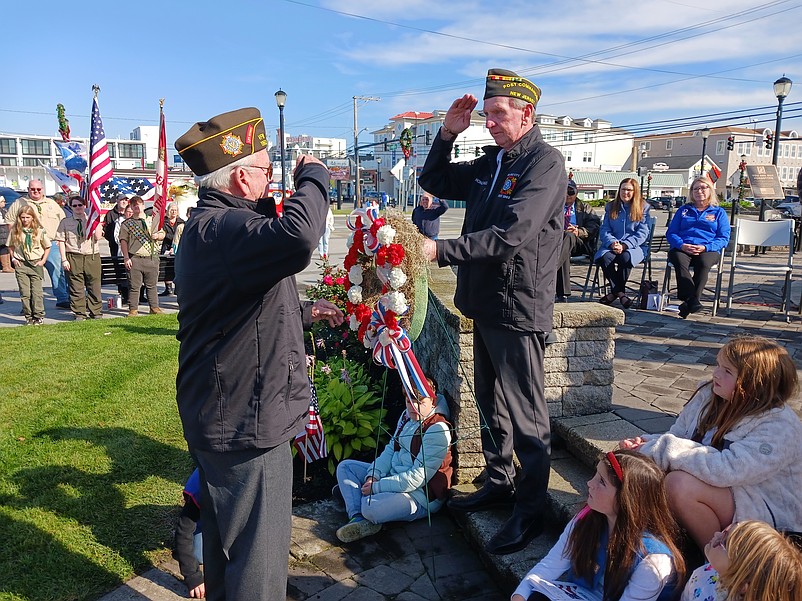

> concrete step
[553,412,649,469]
[448,446,593,593]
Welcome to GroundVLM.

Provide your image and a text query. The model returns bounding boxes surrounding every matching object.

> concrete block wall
[413,267,624,483]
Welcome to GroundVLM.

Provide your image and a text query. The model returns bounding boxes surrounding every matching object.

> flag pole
[151,99,168,234]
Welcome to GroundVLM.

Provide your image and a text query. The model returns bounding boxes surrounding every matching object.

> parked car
[776,201,801,218]
[647,196,673,210]
[673,196,688,207]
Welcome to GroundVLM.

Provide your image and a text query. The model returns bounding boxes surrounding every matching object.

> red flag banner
[152,101,168,232]
[87,95,113,236]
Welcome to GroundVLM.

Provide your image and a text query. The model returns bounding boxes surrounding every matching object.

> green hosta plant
[314,356,389,475]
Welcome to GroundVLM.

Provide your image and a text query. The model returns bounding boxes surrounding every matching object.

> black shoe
[485,514,545,555]
[688,298,703,314]
[447,484,515,512]
[158,289,172,296]
[56,301,71,309]
[678,302,690,319]
[555,295,568,303]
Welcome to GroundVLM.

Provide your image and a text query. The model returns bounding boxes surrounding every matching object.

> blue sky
[3,0,801,149]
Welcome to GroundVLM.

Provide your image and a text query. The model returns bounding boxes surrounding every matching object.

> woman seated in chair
[594,178,651,308]
[666,176,731,318]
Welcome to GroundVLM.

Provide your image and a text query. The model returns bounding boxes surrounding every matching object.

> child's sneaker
[335,515,381,543]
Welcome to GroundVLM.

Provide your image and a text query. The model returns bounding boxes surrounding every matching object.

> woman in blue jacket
[594,178,651,308]
[666,176,731,318]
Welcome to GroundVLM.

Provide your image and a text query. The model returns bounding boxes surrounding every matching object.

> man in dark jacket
[411,191,448,239]
[174,107,343,601]
[420,69,564,555]
[556,179,601,300]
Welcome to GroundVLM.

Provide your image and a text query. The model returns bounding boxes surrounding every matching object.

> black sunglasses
[71,203,84,207]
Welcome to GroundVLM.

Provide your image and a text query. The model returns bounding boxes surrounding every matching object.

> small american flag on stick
[293,378,327,463]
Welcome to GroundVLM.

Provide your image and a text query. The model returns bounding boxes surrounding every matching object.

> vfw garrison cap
[484,69,541,107]
[175,107,268,176]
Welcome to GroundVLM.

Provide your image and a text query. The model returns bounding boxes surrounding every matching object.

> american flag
[293,379,327,463]
[87,96,113,235]
[99,176,154,203]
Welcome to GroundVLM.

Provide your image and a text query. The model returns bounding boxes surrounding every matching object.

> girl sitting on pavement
[7,206,51,325]
[621,336,802,550]
[511,450,685,601]
[334,378,453,543]
[681,520,802,601]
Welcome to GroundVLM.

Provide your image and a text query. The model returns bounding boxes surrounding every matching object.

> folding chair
[661,240,732,317]
[581,216,657,303]
[724,219,794,320]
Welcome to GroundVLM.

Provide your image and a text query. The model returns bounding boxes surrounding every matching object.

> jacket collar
[482,125,544,162]
[198,187,259,212]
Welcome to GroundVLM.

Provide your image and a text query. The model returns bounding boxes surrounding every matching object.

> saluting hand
[442,94,478,139]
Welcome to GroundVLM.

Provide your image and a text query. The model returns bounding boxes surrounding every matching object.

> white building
[270,133,347,190]
[368,110,634,205]
[0,132,148,194]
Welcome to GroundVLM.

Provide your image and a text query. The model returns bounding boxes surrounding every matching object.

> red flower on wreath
[376,243,405,267]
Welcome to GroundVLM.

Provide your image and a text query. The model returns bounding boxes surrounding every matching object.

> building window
[737,142,751,156]
[563,150,572,162]
[792,144,797,158]
[22,158,42,166]
[0,157,16,166]
[0,138,16,154]
[21,139,50,156]
[584,132,594,143]
[641,141,651,152]
[107,145,116,158]
[666,139,673,150]
[118,143,144,159]
[756,145,763,157]
[583,151,593,163]
[781,166,788,179]
[783,144,790,158]
[563,130,573,141]
[716,140,725,155]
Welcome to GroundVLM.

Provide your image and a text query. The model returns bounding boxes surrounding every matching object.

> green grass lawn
[0,315,192,601]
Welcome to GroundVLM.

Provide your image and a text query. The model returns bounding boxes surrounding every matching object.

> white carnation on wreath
[346,232,354,248]
[349,314,360,331]
[376,225,396,245]
[381,291,408,315]
[348,265,363,285]
[388,267,407,289]
[347,286,363,304]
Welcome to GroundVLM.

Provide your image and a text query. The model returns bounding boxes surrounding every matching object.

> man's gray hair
[194,152,262,191]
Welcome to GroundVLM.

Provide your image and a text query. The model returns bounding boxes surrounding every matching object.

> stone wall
[412,267,624,483]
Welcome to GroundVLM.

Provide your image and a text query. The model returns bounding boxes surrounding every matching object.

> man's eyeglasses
[29,188,42,192]
[247,165,273,176]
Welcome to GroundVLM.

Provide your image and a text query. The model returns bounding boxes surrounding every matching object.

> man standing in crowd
[118,195,164,316]
[5,179,70,308]
[555,179,600,301]
[419,69,564,555]
[174,107,342,600]
[412,191,449,239]
[55,194,103,320]
[103,193,129,257]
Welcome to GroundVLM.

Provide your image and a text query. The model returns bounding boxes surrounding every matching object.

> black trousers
[596,250,633,295]
[668,248,720,302]
[473,321,550,519]
[555,232,585,297]
[193,443,293,601]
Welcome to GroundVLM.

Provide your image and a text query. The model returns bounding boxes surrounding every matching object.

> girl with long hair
[682,520,802,601]
[593,178,651,309]
[622,336,802,549]
[511,450,685,601]
[7,206,51,324]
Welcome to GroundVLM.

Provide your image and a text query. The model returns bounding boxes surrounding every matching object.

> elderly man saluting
[174,107,343,600]
[420,70,564,555]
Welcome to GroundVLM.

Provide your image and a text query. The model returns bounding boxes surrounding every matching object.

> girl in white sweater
[621,336,802,550]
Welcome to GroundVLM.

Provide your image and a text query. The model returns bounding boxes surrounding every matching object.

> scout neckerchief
[76,218,84,240]
[23,227,33,252]
[127,216,155,256]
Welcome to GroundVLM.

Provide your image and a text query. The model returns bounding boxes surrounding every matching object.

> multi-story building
[269,133,347,190]
[632,126,801,198]
[0,132,148,194]
[369,110,634,205]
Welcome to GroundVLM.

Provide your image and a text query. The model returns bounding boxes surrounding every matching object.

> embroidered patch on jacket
[220,133,244,156]
[705,214,716,221]
[759,443,773,455]
[498,174,519,198]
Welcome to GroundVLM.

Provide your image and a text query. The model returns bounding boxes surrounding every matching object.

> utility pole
[353,95,380,208]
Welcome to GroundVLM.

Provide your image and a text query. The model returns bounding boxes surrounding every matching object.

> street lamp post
[762,76,793,221]
[274,89,287,204]
[700,127,710,177]
[376,156,382,195]
[732,154,747,225]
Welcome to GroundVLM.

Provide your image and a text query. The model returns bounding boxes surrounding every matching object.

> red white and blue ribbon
[346,205,382,254]
[367,303,434,400]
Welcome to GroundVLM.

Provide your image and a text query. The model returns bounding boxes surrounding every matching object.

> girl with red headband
[512,450,685,601]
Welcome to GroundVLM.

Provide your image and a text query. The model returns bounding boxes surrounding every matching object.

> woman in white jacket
[621,336,802,550]
[334,381,452,543]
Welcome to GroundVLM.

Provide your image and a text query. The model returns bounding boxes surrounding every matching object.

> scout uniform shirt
[55,216,100,255]
[119,216,162,257]
[11,229,51,262]
[5,197,65,238]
